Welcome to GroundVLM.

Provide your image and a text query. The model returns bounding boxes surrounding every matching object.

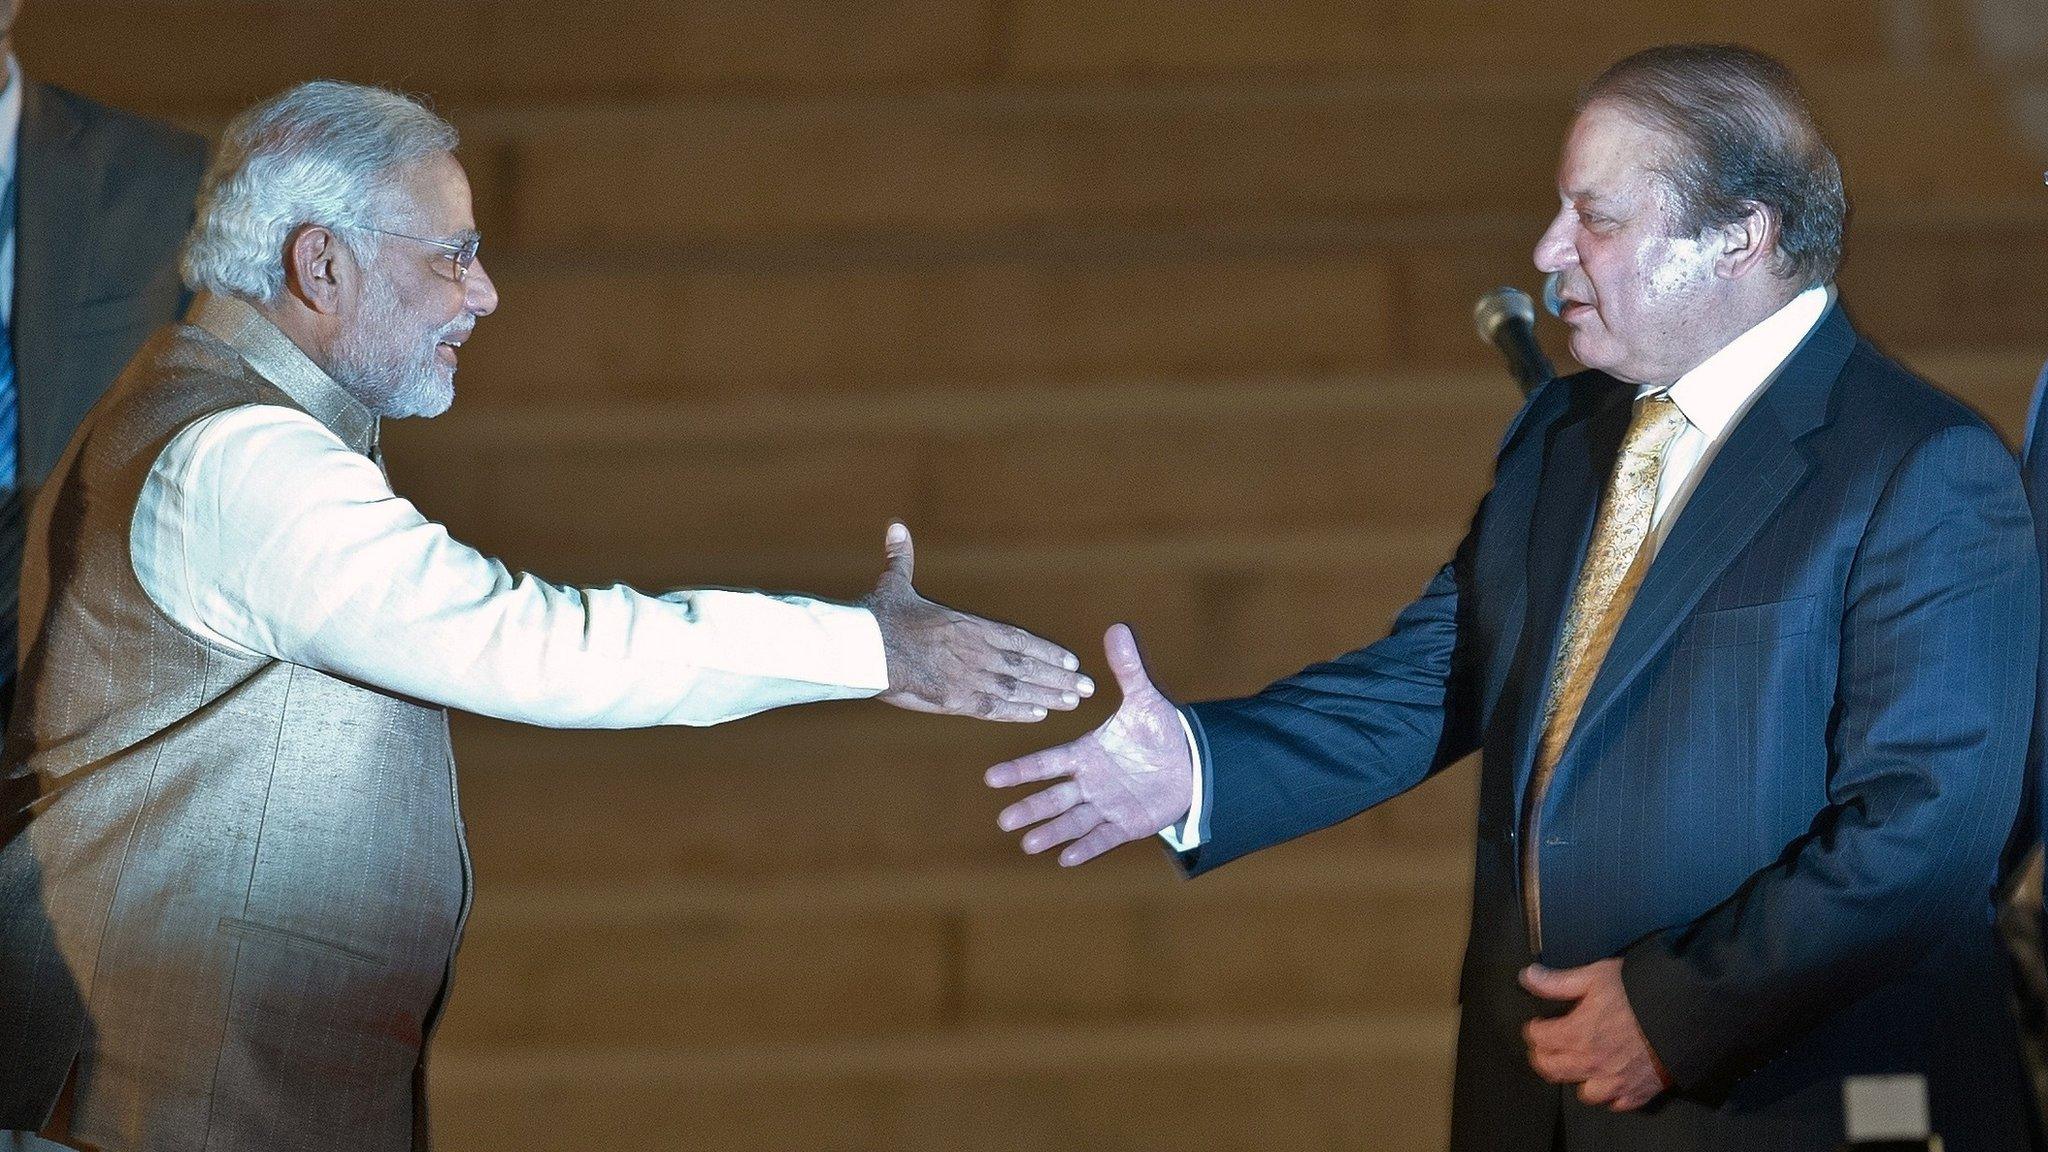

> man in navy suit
[988,44,2040,1151]
[5,0,207,726]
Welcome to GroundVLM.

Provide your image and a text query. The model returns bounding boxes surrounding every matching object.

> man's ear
[1713,201,1780,281]
[282,224,352,314]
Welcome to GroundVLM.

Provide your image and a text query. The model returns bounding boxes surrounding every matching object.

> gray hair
[180,81,459,301]
[1581,44,1847,287]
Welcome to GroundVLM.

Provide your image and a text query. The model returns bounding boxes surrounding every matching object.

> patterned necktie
[1521,393,1686,952]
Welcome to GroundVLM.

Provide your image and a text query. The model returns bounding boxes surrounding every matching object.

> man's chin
[410,386,456,420]
[383,379,456,420]
[1567,332,1624,379]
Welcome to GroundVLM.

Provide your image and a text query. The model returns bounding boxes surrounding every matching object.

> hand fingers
[915,692,1049,722]
[972,694,1052,723]
[986,748,1080,788]
[988,623,1083,675]
[922,646,1088,721]
[1102,623,1156,697]
[1522,1017,1600,1084]
[1020,804,1102,855]
[882,521,914,584]
[1521,1012,1593,1067]
[1519,963,1591,1002]
[985,648,1094,700]
[1059,823,1129,866]
[997,781,1081,832]
[1522,1014,1571,1054]
[1607,1087,1653,1112]
[1525,1043,1593,1084]
[1577,1078,1622,1108]
[985,674,1084,713]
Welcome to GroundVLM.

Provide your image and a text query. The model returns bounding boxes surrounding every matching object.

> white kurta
[130,403,890,728]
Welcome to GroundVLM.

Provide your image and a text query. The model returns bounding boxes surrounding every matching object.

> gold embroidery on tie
[1522,394,1686,953]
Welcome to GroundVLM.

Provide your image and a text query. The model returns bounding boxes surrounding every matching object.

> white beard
[328,265,458,419]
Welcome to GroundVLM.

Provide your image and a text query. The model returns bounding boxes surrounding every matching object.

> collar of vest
[185,292,379,456]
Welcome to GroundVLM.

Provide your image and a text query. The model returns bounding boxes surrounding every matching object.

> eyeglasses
[362,226,481,282]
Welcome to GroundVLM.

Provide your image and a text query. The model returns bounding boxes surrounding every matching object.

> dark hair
[1581,44,1847,287]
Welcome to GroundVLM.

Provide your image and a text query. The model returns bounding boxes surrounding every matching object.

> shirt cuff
[1157,707,1205,852]
[811,599,891,695]
[663,590,890,696]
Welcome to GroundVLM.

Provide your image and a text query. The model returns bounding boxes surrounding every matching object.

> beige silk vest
[0,294,471,1152]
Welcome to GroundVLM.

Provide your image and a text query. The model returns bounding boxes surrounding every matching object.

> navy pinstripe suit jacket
[2014,361,2048,960]
[1183,305,2041,1151]
[2019,361,2048,883]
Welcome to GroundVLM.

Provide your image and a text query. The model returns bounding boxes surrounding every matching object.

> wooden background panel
[432,204,2048,407]
[383,383,1514,567]
[24,0,1976,114]
[448,712,1480,882]
[444,73,2043,248]
[437,843,1473,1048]
[429,1018,1458,1152]
[475,83,1572,247]
[19,0,998,112]
[453,238,1448,402]
[1003,0,1910,76]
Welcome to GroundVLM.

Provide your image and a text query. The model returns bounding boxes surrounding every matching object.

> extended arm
[1177,555,1475,872]
[134,405,1090,728]
[985,378,1559,868]
[988,549,1481,868]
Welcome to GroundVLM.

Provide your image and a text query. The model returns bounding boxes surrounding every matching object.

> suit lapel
[1559,305,1852,762]
[14,82,96,457]
[1506,377,1632,817]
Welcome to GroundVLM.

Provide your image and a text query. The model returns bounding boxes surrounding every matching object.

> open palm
[985,624,1193,865]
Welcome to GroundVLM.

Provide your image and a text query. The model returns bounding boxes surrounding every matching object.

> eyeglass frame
[360,226,482,282]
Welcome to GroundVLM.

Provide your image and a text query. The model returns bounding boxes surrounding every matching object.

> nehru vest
[0,293,471,1152]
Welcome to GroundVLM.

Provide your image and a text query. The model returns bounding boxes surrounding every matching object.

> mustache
[1544,275,1591,312]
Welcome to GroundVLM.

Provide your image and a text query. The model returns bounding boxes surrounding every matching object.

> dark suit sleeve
[1621,423,2039,1092]
[14,89,209,488]
[1176,557,1471,875]
[1170,378,1564,875]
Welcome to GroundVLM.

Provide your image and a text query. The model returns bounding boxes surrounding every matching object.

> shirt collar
[187,292,380,454]
[1640,283,1832,440]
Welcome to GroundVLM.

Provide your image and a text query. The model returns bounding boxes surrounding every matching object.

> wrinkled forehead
[378,151,476,234]
[1556,100,1680,205]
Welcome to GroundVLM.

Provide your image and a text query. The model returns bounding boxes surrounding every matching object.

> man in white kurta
[133,369,900,730]
[0,81,1089,1152]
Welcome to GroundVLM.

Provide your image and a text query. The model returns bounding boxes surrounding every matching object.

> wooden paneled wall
[20,2,2048,1148]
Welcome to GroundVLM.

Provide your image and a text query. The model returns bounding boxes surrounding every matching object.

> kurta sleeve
[130,404,890,728]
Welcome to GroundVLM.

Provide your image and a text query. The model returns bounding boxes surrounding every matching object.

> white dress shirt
[131,405,891,728]
[1163,284,1834,851]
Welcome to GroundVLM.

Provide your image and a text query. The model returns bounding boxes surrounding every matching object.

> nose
[1533,210,1576,275]
[464,255,499,318]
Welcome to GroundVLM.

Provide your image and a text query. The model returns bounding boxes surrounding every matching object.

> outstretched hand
[984,623,1193,865]
[864,522,1093,722]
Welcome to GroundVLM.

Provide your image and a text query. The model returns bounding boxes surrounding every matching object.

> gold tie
[1521,393,1686,953]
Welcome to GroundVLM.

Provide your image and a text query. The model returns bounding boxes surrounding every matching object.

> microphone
[1473,286,1555,396]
